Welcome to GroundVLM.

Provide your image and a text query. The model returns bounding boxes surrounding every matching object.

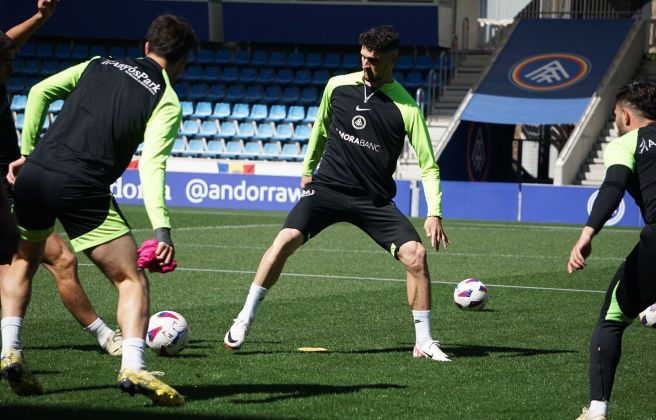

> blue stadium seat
[48,99,64,114]
[192,101,213,119]
[269,51,286,67]
[216,48,232,65]
[323,53,341,70]
[267,105,286,122]
[304,106,319,123]
[11,58,23,74]
[248,103,268,121]
[208,84,226,101]
[219,121,238,139]
[187,49,197,64]
[222,67,240,83]
[180,101,194,117]
[200,120,219,138]
[281,86,301,104]
[279,142,301,161]
[23,60,40,75]
[182,138,207,157]
[245,85,264,103]
[90,45,107,57]
[299,143,308,160]
[404,72,423,91]
[275,69,294,85]
[234,51,250,66]
[226,84,246,102]
[42,116,51,131]
[13,113,25,130]
[251,50,269,67]
[10,95,27,112]
[235,122,256,140]
[241,140,263,160]
[171,137,187,156]
[36,42,54,58]
[239,67,257,84]
[16,43,36,58]
[396,55,414,71]
[41,59,59,75]
[230,103,250,120]
[263,86,282,103]
[6,77,26,94]
[287,51,305,68]
[285,106,305,123]
[341,53,360,71]
[72,44,90,60]
[202,139,225,158]
[293,69,312,85]
[54,43,71,59]
[292,124,311,142]
[179,120,199,137]
[189,83,210,100]
[257,68,275,84]
[184,65,203,82]
[299,87,319,105]
[305,52,322,69]
[312,70,330,86]
[261,141,281,160]
[254,122,274,140]
[203,67,222,82]
[197,48,215,65]
[393,71,405,85]
[415,56,434,71]
[223,140,244,159]
[174,83,190,100]
[127,45,142,58]
[109,46,125,58]
[212,102,231,119]
[273,123,293,141]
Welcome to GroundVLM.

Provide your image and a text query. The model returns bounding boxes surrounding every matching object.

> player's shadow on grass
[443,343,578,358]
[177,383,406,404]
[31,343,100,352]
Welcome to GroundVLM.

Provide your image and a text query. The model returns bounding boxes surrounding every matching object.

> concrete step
[579,179,602,186]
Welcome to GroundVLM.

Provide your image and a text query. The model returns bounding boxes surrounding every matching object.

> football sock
[588,400,608,417]
[121,337,146,371]
[1,317,23,357]
[237,283,268,322]
[84,317,113,347]
[412,310,432,345]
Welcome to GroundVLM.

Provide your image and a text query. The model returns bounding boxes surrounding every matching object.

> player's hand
[567,226,595,273]
[424,216,449,252]
[6,156,26,186]
[37,0,58,20]
[301,175,312,188]
[154,227,175,265]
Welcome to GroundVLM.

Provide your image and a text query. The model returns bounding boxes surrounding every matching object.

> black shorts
[283,183,421,258]
[12,162,130,252]
[0,162,14,206]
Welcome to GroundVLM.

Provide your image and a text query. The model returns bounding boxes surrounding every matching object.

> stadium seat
[192,101,213,119]
[292,124,311,142]
[323,53,341,69]
[184,65,203,82]
[202,139,225,158]
[404,72,423,91]
[234,51,250,66]
[241,140,263,159]
[273,123,293,141]
[219,121,237,139]
[48,99,64,114]
[230,103,250,120]
[90,45,108,57]
[16,42,36,58]
[72,44,90,60]
[341,53,360,71]
[174,83,190,100]
[299,87,319,105]
[226,84,246,102]
[13,113,25,130]
[187,49,197,64]
[281,86,301,104]
[299,143,308,160]
[179,120,199,137]
[59,60,75,72]
[304,106,319,123]
[263,86,282,104]
[10,95,27,112]
[260,141,281,160]
[275,69,294,85]
[254,122,274,140]
[393,71,405,85]
[235,122,256,140]
[287,51,305,68]
[183,138,207,157]
[54,43,72,59]
[6,76,26,94]
[279,142,300,161]
[285,106,305,123]
[189,83,210,100]
[416,56,435,71]
[293,69,312,85]
[203,67,222,82]
[171,137,187,156]
[11,58,23,74]
[212,102,231,119]
[248,103,268,121]
[267,105,286,122]
[197,48,215,65]
[127,45,142,58]
[208,84,226,101]
[200,120,219,138]
[180,101,194,117]
[239,67,257,84]
[396,55,414,71]
[40,60,59,76]
[36,42,54,58]
[251,50,269,67]
[312,70,330,86]
[257,68,275,84]
[216,48,232,65]
[305,52,322,69]
[269,51,286,67]
[23,59,40,75]
[245,85,264,103]
[222,67,240,83]
[109,46,126,58]
[222,140,244,159]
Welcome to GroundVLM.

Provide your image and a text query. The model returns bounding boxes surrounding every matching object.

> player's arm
[5,0,57,49]
[139,85,181,264]
[301,78,335,186]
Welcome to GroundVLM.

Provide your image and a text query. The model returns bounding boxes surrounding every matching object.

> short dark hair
[146,14,197,63]
[0,31,15,54]
[359,25,399,53]
[616,79,656,121]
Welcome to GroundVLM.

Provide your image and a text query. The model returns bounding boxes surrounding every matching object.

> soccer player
[224,25,451,362]
[568,79,656,420]
[1,14,196,406]
[0,1,122,357]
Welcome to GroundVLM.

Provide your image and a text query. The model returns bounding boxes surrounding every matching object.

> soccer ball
[638,304,656,328]
[146,311,190,356]
[453,278,489,310]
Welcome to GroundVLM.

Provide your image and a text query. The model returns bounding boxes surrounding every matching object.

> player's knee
[273,228,304,257]
[399,241,427,273]
[52,249,78,273]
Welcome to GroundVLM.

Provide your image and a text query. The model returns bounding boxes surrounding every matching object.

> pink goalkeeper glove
[137,239,177,273]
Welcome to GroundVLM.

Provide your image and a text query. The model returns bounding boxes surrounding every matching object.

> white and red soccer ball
[146,310,190,356]
[453,278,489,310]
[639,303,656,328]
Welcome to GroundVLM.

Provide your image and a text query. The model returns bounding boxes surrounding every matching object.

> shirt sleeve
[406,107,442,217]
[302,78,335,177]
[21,59,94,155]
[603,129,637,171]
[138,82,181,230]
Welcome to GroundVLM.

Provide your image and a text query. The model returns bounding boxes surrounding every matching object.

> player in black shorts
[0,2,123,358]
[2,15,196,405]
[568,80,656,420]
[224,26,451,362]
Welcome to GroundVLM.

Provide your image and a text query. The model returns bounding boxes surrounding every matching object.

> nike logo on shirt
[355,105,371,111]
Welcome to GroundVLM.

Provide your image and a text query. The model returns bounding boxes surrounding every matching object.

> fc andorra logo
[509,53,590,91]
[352,115,367,130]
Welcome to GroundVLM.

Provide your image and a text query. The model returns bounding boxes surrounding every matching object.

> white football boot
[224,318,250,350]
[413,340,451,362]
[575,407,606,420]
